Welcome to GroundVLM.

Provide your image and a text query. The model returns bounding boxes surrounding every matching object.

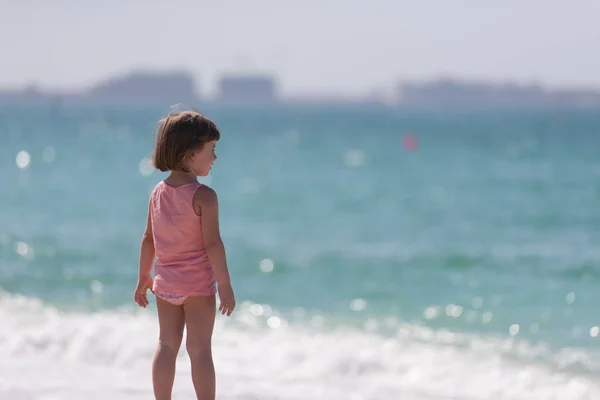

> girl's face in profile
[188,140,217,176]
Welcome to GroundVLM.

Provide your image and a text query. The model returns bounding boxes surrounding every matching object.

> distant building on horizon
[396,77,600,109]
[82,70,201,105]
[215,74,278,104]
[0,85,63,105]
[398,78,546,108]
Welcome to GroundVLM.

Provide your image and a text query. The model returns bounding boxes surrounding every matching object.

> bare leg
[153,297,185,400]
[183,295,217,400]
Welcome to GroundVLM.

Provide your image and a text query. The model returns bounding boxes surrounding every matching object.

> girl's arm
[138,200,155,280]
[196,186,231,286]
[134,200,155,307]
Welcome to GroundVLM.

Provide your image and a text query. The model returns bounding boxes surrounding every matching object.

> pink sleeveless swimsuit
[150,181,216,305]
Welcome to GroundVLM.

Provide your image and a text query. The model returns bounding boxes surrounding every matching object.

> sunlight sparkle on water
[16,151,31,168]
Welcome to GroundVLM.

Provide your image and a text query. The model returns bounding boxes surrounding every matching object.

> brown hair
[152,111,220,172]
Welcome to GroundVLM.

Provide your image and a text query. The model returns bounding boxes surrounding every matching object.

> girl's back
[150,180,215,297]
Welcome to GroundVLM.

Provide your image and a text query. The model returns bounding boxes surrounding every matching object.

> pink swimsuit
[150,181,216,305]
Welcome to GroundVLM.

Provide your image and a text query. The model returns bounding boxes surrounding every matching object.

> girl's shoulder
[148,181,164,199]
[193,184,216,201]
[192,184,218,212]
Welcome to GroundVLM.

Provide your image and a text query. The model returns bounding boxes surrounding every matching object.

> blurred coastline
[2,69,600,110]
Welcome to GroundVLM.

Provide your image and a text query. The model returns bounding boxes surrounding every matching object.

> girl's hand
[134,276,154,308]
[218,283,236,316]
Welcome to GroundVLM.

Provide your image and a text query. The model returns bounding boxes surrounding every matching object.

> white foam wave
[1,293,600,400]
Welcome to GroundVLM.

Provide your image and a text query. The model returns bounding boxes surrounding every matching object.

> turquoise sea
[1,104,600,399]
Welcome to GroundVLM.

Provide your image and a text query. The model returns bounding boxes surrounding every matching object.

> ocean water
[1,104,600,399]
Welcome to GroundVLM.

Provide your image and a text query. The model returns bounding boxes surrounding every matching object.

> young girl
[133,110,235,400]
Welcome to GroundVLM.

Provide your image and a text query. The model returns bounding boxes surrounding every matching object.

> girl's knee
[158,337,183,352]
[186,342,212,361]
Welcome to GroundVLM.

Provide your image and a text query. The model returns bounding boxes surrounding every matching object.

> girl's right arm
[196,186,235,315]
[134,199,155,308]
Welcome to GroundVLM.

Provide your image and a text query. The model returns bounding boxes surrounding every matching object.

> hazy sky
[1,0,599,96]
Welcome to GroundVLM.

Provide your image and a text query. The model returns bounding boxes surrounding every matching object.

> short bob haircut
[152,111,220,172]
